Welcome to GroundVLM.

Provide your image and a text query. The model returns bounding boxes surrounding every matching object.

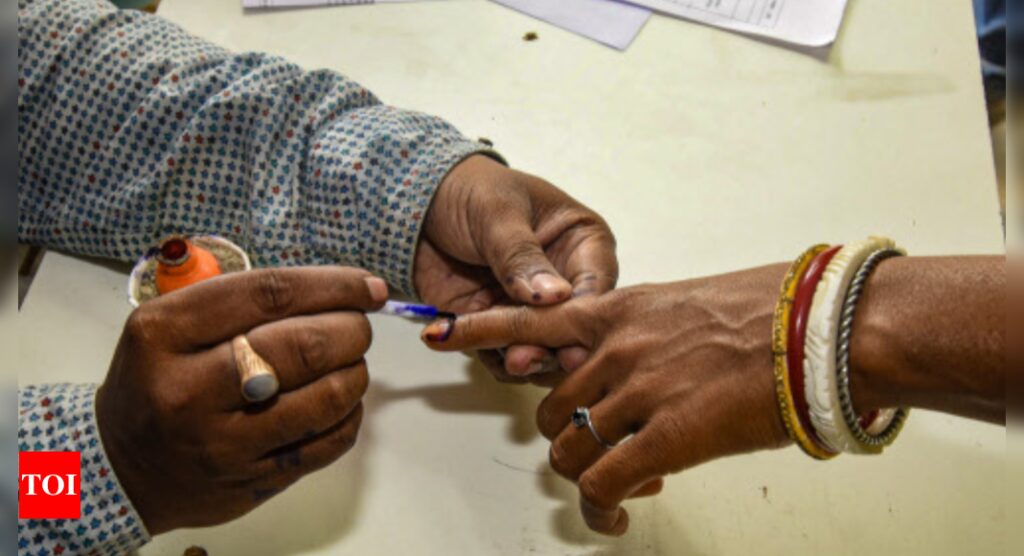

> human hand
[416,154,617,383]
[96,267,388,535]
[420,264,793,535]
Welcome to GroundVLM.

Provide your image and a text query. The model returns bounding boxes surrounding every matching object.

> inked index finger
[420,303,588,352]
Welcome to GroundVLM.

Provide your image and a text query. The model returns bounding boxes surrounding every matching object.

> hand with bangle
[419,238,1005,536]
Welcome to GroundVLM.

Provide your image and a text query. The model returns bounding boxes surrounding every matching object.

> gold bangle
[772,244,837,460]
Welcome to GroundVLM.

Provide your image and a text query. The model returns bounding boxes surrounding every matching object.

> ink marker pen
[378,300,457,322]
[378,300,456,342]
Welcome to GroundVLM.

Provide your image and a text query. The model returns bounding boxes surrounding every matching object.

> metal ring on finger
[571,406,615,449]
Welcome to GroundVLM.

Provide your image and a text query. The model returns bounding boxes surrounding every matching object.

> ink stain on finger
[424,314,457,342]
[531,292,542,302]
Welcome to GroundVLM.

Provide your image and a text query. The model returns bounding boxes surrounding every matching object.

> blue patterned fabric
[18,385,150,556]
[18,0,493,295]
[17,1,496,553]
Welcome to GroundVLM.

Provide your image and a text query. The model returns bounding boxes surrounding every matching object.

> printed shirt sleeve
[18,384,150,556]
[17,0,498,295]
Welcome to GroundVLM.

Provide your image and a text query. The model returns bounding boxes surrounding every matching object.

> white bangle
[802,236,904,454]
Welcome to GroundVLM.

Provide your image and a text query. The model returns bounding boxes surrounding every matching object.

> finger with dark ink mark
[422,315,456,342]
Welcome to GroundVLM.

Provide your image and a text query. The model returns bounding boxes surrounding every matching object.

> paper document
[490,0,651,51]
[625,0,849,46]
[243,0,431,8]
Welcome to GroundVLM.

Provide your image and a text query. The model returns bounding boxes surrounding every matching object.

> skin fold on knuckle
[349,314,373,357]
[577,472,615,519]
[296,324,331,373]
[506,306,534,342]
[348,361,371,400]
[548,441,579,480]
[535,397,565,440]
[334,268,373,303]
[323,372,360,417]
[498,238,548,278]
[252,269,295,317]
[123,305,166,348]
[152,380,194,419]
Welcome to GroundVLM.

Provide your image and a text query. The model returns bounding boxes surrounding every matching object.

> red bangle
[787,244,842,453]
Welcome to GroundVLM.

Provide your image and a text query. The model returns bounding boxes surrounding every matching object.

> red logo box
[19,452,81,519]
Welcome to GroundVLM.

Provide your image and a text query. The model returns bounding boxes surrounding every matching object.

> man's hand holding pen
[93,156,616,535]
[96,267,387,534]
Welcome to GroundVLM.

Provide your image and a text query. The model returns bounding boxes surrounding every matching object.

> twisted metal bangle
[835,248,909,448]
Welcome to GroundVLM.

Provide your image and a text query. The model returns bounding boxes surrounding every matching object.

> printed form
[627,0,850,46]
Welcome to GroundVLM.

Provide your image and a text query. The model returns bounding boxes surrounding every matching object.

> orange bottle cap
[155,236,223,295]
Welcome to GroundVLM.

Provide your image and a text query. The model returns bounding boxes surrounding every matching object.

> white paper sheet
[624,0,849,46]
[489,0,651,51]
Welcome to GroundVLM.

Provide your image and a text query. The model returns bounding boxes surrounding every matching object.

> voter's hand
[96,267,387,534]
[420,266,792,535]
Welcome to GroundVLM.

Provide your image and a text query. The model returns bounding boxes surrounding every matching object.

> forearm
[850,256,1005,423]
[17,0,494,294]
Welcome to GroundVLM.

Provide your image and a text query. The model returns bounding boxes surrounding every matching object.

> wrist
[847,257,919,415]
[849,256,1005,422]
[95,383,172,536]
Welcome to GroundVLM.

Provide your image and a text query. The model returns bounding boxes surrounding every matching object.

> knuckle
[507,307,532,339]
[195,443,232,478]
[535,398,563,440]
[577,472,607,508]
[323,373,354,411]
[548,442,576,479]
[335,430,358,454]
[153,387,191,417]
[349,315,373,356]
[251,269,294,316]
[350,362,370,399]
[123,306,162,346]
[596,344,632,372]
[297,325,331,372]
[595,289,630,318]
[501,239,544,272]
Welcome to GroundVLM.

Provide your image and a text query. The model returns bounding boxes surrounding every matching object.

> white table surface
[18,0,1007,554]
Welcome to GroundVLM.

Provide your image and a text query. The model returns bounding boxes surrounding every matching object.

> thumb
[482,216,572,305]
[420,304,585,352]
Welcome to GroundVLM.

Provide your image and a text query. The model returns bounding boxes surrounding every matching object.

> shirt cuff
[307,106,503,297]
[19,384,151,556]
[386,138,503,299]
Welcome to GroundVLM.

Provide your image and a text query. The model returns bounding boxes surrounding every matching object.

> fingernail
[364,276,388,303]
[529,274,570,301]
[423,319,453,342]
